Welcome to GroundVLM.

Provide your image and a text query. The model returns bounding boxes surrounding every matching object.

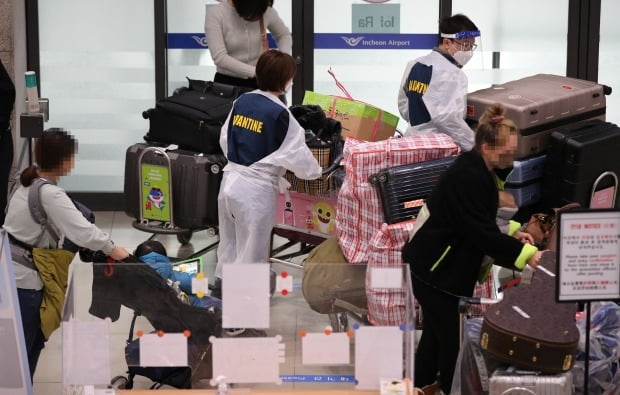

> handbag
[523,203,581,251]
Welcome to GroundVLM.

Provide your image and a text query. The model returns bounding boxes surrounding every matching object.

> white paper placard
[191,275,209,296]
[62,319,111,385]
[355,326,403,390]
[302,332,350,365]
[558,211,620,301]
[139,333,188,367]
[275,272,293,295]
[369,267,402,289]
[222,264,270,329]
[210,336,284,385]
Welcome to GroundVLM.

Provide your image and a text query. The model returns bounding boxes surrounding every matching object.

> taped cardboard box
[302,91,398,141]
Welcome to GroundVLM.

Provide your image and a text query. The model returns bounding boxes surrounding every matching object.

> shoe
[222,328,268,337]
[224,328,246,336]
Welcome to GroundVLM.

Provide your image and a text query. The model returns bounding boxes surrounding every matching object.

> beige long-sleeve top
[204,2,292,79]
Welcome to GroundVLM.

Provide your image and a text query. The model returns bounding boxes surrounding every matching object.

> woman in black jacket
[402,103,542,394]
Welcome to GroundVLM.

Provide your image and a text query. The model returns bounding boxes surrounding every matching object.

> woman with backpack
[3,129,130,381]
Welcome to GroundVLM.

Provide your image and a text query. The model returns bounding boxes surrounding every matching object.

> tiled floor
[32,211,359,394]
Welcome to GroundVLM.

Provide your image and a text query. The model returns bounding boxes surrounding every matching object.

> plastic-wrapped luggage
[124,143,226,230]
[466,74,608,159]
[370,155,457,224]
[489,368,573,395]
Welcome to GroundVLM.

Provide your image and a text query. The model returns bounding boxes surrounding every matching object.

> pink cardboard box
[275,191,338,236]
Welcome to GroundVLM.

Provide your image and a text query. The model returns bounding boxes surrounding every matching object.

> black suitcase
[369,155,456,224]
[542,120,620,209]
[124,143,227,229]
[143,80,244,155]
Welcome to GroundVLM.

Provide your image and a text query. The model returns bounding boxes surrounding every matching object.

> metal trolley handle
[137,146,175,229]
[590,171,618,208]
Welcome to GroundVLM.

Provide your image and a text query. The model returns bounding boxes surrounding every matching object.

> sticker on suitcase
[141,163,171,222]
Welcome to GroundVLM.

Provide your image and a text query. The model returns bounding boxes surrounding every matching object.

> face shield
[440,30,481,67]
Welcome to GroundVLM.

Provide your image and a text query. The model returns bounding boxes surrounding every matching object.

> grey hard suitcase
[124,143,227,230]
[489,367,573,395]
[542,120,620,209]
[466,74,608,159]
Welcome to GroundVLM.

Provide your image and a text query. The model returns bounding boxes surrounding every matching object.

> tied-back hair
[134,240,168,258]
[474,103,518,151]
[20,128,77,187]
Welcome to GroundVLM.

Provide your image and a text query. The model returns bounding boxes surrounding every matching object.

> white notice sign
[557,210,620,302]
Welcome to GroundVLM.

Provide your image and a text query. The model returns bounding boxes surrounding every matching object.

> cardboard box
[274,191,338,236]
[302,91,399,141]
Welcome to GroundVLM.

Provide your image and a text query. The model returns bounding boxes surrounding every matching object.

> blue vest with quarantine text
[226,94,288,166]
[405,63,432,126]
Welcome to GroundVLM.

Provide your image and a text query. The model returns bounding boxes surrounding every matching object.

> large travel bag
[142,80,244,155]
[542,120,620,209]
[480,252,580,374]
[369,155,457,224]
[466,74,608,159]
[124,143,227,230]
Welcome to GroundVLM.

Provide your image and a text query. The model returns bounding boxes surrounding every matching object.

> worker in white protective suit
[397,14,480,152]
[214,50,322,293]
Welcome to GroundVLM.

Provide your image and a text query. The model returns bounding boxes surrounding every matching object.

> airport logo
[192,35,209,47]
[341,36,365,47]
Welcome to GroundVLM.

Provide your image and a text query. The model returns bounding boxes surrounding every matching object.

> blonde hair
[474,103,518,150]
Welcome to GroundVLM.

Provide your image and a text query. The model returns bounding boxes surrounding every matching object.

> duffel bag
[143,78,245,154]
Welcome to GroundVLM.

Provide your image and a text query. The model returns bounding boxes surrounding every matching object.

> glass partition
[452,0,569,91]
[60,260,415,392]
[166,0,293,95]
[313,0,440,133]
[37,0,155,193]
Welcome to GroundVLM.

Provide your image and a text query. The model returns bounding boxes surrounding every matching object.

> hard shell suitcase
[505,155,547,184]
[542,120,620,209]
[124,143,227,230]
[143,80,243,155]
[489,367,573,395]
[369,155,457,224]
[505,180,542,207]
[466,74,608,159]
[480,252,580,374]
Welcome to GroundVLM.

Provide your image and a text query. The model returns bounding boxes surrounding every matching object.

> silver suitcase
[489,367,573,395]
[466,74,606,159]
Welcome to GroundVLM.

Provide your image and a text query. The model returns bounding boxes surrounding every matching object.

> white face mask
[283,80,293,94]
[452,50,474,67]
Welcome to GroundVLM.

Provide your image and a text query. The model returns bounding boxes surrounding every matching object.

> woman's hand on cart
[109,246,131,261]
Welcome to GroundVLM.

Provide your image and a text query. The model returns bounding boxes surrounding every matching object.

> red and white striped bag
[336,134,459,263]
[365,221,415,326]
[365,222,496,326]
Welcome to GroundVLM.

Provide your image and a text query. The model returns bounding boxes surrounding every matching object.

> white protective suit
[215,90,322,277]
[397,49,474,151]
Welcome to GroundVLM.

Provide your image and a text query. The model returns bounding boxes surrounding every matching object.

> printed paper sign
[141,164,171,222]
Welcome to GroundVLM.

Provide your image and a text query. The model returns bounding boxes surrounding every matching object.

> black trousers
[412,274,461,394]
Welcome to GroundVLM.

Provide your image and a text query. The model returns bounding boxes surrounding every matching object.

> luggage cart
[269,157,342,269]
[130,146,219,259]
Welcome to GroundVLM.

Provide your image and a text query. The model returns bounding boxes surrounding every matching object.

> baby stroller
[88,256,221,389]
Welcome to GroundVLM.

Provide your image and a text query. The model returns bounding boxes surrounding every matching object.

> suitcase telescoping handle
[137,146,175,229]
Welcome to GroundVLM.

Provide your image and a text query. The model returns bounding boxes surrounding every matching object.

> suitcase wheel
[377,173,387,183]
[368,174,378,184]
[209,163,221,174]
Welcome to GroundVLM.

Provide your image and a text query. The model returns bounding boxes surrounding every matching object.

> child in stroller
[89,243,222,390]
[134,240,221,314]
